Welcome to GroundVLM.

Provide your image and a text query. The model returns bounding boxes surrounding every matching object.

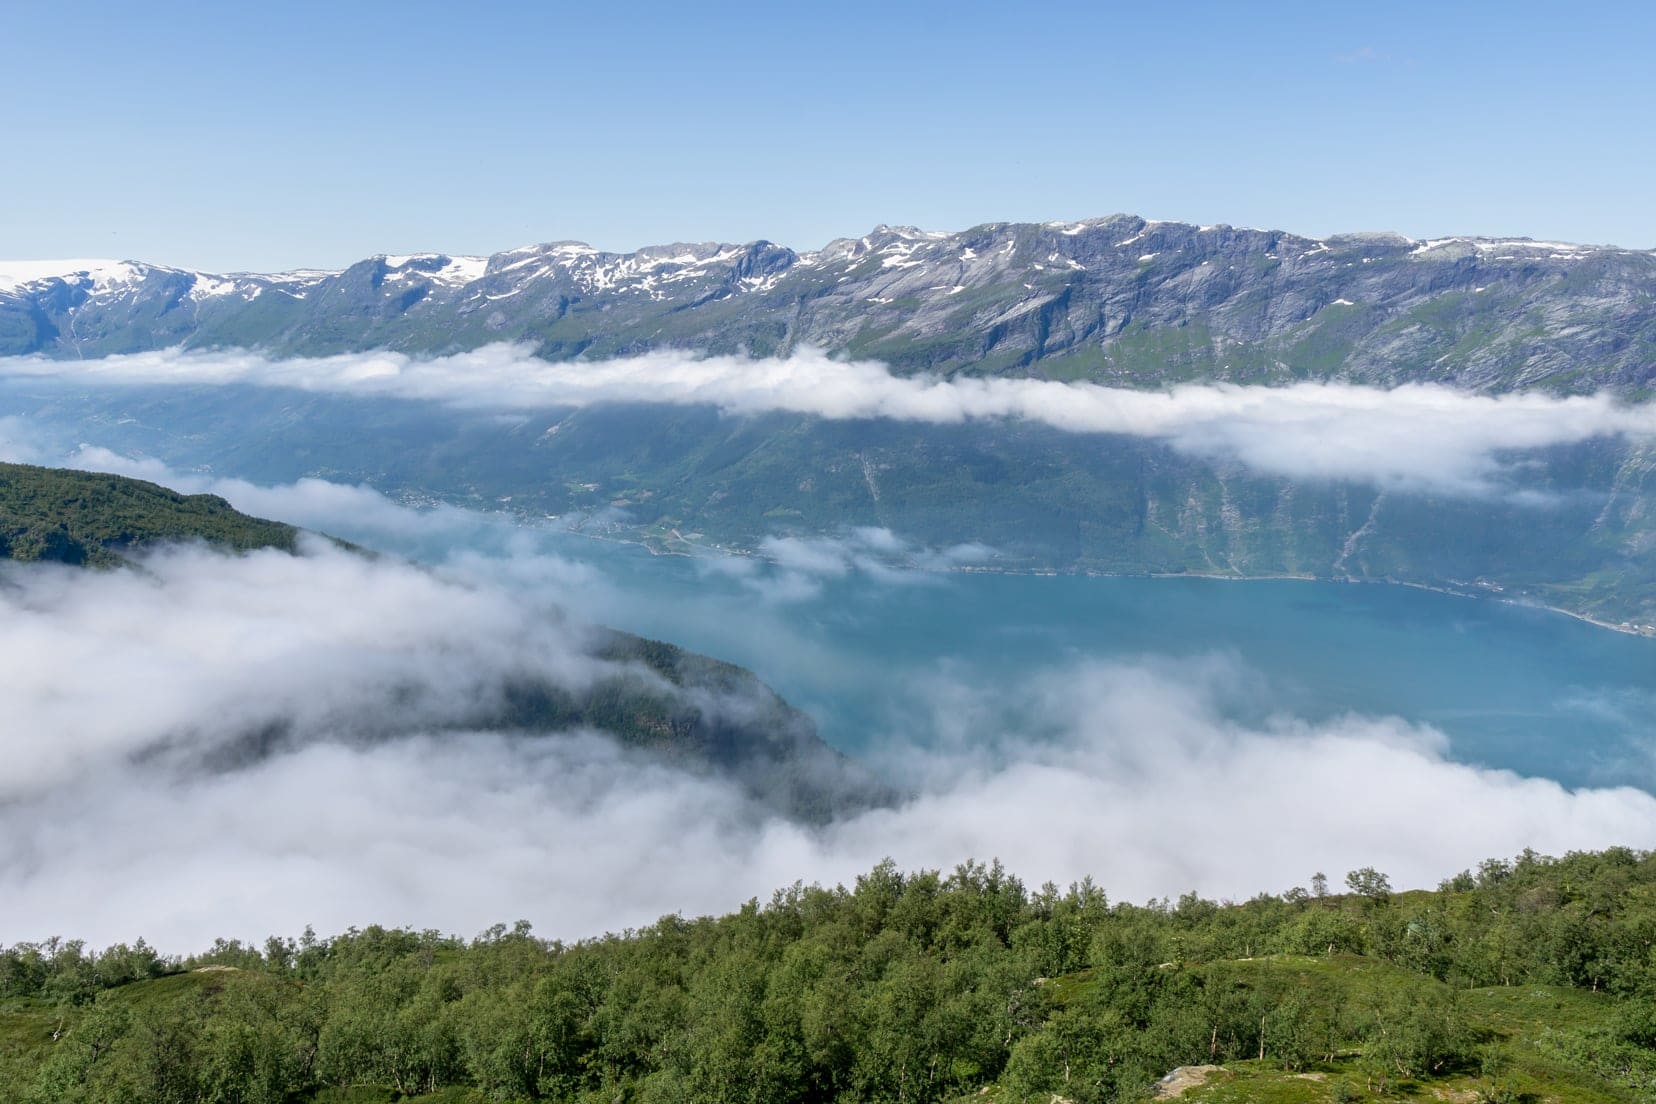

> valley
[9,5,1656,1102]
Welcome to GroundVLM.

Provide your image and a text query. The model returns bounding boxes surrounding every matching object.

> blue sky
[6,1,1654,271]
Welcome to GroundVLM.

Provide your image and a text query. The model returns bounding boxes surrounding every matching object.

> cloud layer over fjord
[2,438,988,609]
[0,542,613,799]
[2,533,1655,952]
[4,344,1655,494]
[699,528,996,602]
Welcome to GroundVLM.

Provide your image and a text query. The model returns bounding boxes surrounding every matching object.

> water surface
[392,523,1656,793]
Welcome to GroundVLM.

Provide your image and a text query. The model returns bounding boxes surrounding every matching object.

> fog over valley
[3,441,1654,951]
[11,8,1656,1099]
[6,345,1656,495]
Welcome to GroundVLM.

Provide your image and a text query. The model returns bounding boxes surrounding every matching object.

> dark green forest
[3,849,1654,1104]
[0,462,299,565]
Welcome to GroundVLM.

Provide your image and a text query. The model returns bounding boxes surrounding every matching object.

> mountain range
[2,216,1654,632]
[3,215,1654,395]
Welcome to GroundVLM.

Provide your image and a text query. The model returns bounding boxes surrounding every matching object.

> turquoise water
[397,523,1656,794]
[8,388,1652,793]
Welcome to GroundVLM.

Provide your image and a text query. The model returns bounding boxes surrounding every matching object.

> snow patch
[1411,237,1598,259]
[0,260,136,293]
[188,274,239,301]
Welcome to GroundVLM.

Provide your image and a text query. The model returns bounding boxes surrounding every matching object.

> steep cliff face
[5,217,1654,394]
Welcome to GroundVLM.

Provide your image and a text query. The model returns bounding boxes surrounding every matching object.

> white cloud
[0,541,1652,952]
[711,528,996,601]
[832,660,1656,902]
[25,441,996,605]
[0,416,57,463]
[60,444,497,548]
[0,541,613,799]
[4,345,1654,495]
[2,443,1652,952]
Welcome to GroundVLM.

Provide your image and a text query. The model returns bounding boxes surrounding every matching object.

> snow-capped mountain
[4,215,1654,393]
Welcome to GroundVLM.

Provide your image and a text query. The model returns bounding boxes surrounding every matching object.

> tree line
[3,847,1654,1103]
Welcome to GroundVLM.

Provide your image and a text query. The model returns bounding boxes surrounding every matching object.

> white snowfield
[380,254,489,285]
[1408,237,1630,260]
[0,259,340,301]
[0,259,136,292]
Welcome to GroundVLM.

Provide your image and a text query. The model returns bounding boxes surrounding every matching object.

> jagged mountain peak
[7,216,1647,296]
[4,217,1655,394]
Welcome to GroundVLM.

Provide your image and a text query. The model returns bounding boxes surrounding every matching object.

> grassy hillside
[3,849,1652,1103]
[0,461,299,564]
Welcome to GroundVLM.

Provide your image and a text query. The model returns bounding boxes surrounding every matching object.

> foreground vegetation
[3,849,1654,1103]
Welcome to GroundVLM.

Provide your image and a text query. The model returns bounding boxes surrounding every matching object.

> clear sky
[6,0,1654,272]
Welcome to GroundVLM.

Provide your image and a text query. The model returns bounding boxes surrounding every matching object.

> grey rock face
[4,217,1653,394]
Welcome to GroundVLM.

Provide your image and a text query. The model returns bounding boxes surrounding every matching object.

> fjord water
[417,523,1656,795]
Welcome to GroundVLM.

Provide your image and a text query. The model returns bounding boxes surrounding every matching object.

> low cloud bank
[1,431,1001,604]
[0,542,609,799]
[4,345,1654,494]
[702,528,995,602]
[1,538,1653,951]
[52,444,499,550]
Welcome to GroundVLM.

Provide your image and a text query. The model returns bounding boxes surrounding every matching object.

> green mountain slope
[0,461,300,564]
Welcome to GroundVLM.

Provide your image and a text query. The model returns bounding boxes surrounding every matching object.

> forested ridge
[3,849,1654,1104]
[0,462,300,565]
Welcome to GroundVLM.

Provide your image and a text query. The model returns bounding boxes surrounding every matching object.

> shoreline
[1122,569,1651,638]
[546,519,1656,641]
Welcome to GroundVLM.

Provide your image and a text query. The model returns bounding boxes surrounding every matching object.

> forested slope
[0,461,300,564]
[3,849,1653,1103]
